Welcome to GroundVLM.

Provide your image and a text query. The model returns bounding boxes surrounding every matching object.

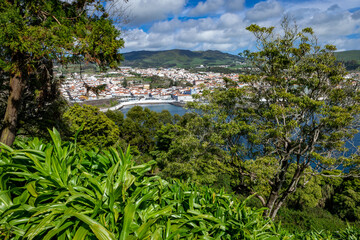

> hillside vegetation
[122,49,360,70]
[334,50,360,70]
[334,50,360,62]
[56,50,360,72]
[122,49,243,68]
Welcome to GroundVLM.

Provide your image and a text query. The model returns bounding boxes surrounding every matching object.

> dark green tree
[154,122,229,185]
[152,112,230,185]
[122,79,128,88]
[332,175,360,221]
[158,110,175,125]
[190,20,360,219]
[0,58,67,139]
[120,106,162,154]
[63,104,120,149]
[342,60,360,71]
[105,109,125,127]
[241,21,360,219]
[0,0,124,146]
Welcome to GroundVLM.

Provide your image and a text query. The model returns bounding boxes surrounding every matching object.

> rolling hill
[122,49,243,68]
[122,49,360,70]
[334,50,360,70]
[56,49,360,72]
[334,50,360,62]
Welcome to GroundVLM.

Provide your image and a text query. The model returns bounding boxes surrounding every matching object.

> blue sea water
[120,104,360,152]
[120,104,190,116]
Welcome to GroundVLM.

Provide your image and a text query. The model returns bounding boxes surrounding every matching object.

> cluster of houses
[59,66,359,103]
[59,67,240,102]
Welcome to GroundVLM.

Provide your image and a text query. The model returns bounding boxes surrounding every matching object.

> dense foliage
[0,129,282,239]
[188,20,360,219]
[64,104,120,149]
[1,4,359,235]
[60,104,360,227]
[0,0,124,146]
[1,129,360,239]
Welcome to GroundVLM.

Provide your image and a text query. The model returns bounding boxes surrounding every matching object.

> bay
[120,103,190,116]
[119,103,359,153]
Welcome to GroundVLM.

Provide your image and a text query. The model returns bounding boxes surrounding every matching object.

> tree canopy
[0,0,124,146]
[63,104,120,149]
[189,19,360,219]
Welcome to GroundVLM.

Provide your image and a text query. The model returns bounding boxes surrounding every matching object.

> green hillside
[122,49,243,68]
[334,50,360,70]
[334,50,360,62]
[56,50,360,71]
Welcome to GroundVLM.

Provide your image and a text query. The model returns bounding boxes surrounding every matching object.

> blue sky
[112,0,360,54]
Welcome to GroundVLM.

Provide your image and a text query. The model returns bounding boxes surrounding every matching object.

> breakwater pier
[99,99,181,112]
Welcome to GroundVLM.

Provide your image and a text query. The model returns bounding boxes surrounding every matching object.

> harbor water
[120,103,190,116]
[120,103,359,154]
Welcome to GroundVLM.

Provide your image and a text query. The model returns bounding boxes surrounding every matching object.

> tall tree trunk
[0,70,24,146]
[263,158,289,218]
[265,165,305,220]
[268,197,285,220]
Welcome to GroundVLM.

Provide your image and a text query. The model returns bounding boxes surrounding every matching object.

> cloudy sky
[113,0,360,54]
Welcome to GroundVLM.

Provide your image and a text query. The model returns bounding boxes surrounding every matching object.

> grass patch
[276,207,348,232]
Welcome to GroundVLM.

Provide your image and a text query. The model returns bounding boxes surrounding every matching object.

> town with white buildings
[58,66,360,110]
[59,67,242,104]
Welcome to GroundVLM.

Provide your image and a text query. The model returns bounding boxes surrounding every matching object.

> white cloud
[351,10,360,20]
[188,0,224,16]
[285,7,319,22]
[245,0,284,22]
[188,0,244,17]
[282,2,360,52]
[225,0,245,12]
[330,38,360,51]
[150,18,183,33]
[122,0,360,53]
[123,14,254,53]
[124,28,176,50]
[116,0,186,26]
[327,4,341,11]
[283,0,360,12]
[283,3,360,40]
[219,13,243,27]
[309,8,356,37]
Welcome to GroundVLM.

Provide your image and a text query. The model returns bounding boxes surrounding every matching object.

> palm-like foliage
[0,129,153,239]
[1,129,358,239]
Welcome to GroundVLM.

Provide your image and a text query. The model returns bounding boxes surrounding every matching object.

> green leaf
[26,181,38,198]
[73,225,89,240]
[120,202,136,240]
[71,211,116,240]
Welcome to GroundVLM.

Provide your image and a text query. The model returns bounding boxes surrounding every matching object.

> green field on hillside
[122,49,244,68]
[334,50,360,62]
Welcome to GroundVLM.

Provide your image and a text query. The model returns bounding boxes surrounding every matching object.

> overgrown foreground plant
[0,129,278,239]
[0,129,359,239]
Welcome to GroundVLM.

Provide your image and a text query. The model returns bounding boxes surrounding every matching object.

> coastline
[170,102,186,107]
[98,99,187,112]
[120,102,190,116]
[69,98,191,112]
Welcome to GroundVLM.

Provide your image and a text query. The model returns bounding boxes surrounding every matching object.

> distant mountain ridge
[334,50,360,62]
[122,49,243,68]
[334,50,360,71]
[121,49,360,70]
